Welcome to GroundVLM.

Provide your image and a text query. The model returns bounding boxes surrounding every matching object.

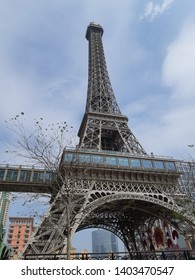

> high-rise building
[92,229,118,255]
[6,217,34,258]
[0,192,10,228]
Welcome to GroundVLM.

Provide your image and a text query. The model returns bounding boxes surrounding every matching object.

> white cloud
[141,19,195,157]
[125,18,195,159]
[162,20,195,100]
[141,0,175,21]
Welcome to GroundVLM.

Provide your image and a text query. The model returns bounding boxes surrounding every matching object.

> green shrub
[0,245,10,260]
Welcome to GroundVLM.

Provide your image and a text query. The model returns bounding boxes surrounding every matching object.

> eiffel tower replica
[21,22,195,257]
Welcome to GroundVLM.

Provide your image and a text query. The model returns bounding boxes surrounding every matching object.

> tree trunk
[66,198,71,260]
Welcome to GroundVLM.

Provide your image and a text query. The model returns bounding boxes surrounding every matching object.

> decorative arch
[71,191,195,251]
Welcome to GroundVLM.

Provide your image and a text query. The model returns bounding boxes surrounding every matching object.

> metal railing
[24,249,195,260]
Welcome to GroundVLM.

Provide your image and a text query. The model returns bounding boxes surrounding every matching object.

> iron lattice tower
[21,23,195,257]
[78,23,146,154]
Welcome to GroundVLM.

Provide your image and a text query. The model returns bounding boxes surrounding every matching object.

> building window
[0,169,4,180]
[131,159,141,168]
[64,152,77,162]
[142,160,153,169]
[44,172,53,182]
[105,156,117,166]
[165,162,176,170]
[154,161,165,169]
[19,170,31,182]
[6,170,18,181]
[118,157,129,167]
[92,155,104,164]
[79,154,91,163]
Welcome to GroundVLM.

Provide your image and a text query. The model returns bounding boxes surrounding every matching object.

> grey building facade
[92,229,119,255]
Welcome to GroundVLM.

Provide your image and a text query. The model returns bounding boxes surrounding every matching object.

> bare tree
[4,112,79,259]
[4,112,76,166]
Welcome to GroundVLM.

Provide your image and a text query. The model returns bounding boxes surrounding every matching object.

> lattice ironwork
[78,22,146,154]
[19,23,195,258]
[22,157,195,257]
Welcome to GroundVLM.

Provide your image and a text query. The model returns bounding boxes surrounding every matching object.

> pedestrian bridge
[0,150,181,193]
[0,164,54,193]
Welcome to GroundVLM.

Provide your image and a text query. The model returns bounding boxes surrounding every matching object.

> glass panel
[79,154,91,163]
[33,171,45,182]
[105,156,117,166]
[166,162,176,170]
[39,172,45,182]
[154,161,164,169]
[0,169,5,180]
[44,172,53,182]
[19,170,31,182]
[118,157,129,167]
[142,160,153,169]
[92,155,104,164]
[64,152,73,162]
[131,159,141,168]
[6,170,18,181]
[32,172,38,182]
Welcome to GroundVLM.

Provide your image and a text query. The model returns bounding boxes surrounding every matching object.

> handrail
[0,163,50,170]
[63,147,175,160]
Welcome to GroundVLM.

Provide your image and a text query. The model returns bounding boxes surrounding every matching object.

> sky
[1,0,195,252]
